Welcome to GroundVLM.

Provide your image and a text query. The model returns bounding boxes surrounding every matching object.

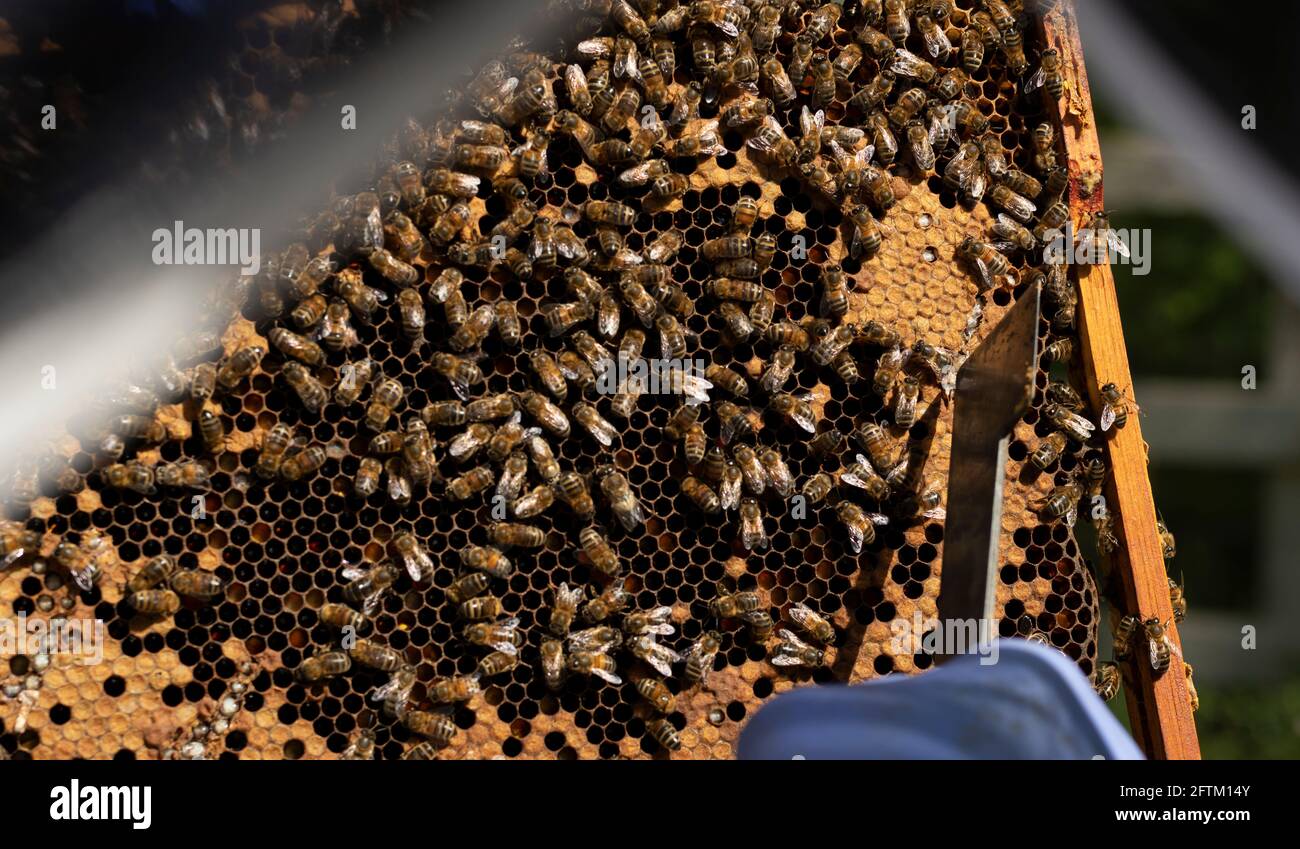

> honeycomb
[0,1,431,245]
[2,0,1109,761]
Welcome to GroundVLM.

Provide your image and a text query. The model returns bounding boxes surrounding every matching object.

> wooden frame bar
[1041,1,1201,759]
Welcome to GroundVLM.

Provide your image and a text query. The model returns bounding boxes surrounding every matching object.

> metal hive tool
[1,0,1170,762]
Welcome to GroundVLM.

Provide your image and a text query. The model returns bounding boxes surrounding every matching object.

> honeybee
[1098,382,1137,432]
[556,470,596,519]
[154,460,210,490]
[1042,337,1073,368]
[957,236,1016,293]
[632,678,676,716]
[745,115,798,168]
[570,625,622,657]
[567,649,622,684]
[331,359,374,409]
[683,631,723,688]
[1157,516,1176,560]
[188,362,217,403]
[582,583,630,625]
[391,532,434,583]
[797,473,834,507]
[759,448,793,499]
[459,594,504,622]
[840,453,890,501]
[837,502,889,553]
[319,602,368,635]
[1001,168,1044,200]
[425,673,482,708]
[342,561,400,616]
[629,634,682,678]
[464,616,523,655]
[515,392,567,440]
[1092,660,1121,702]
[1024,47,1064,99]
[644,230,684,265]
[890,374,922,429]
[847,204,885,260]
[772,628,827,668]
[102,461,155,495]
[786,33,813,84]
[732,444,766,495]
[1032,122,1057,174]
[365,378,404,432]
[216,345,265,391]
[1112,613,1141,662]
[385,458,412,506]
[1042,264,1077,330]
[128,589,181,616]
[991,213,1036,255]
[709,589,759,620]
[511,484,555,519]
[167,568,224,601]
[349,456,381,498]
[579,526,622,579]
[349,638,406,672]
[1043,402,1095,443]
[759,346,796,394]
[296,648,353,683]
[666,80,702,130]
[281,362,328,414]
[1030,432,1069,472]
[596,468,643,531]
[459,544,512,580]
[126,554,178,593]
[532,638,564,691]
[761,56,796,107]
[707,278,764,304]
[1144,617,1177,674]
[403,709,459,745]
[738,498,769,551]
[548,582,585,638]
[1036,481,1082,527]
[526,434,561,483]
[401,742,438,760]
[313,301,359,356]
[664,122,727,158]
[810,324,854,367]
[768,392,817,434]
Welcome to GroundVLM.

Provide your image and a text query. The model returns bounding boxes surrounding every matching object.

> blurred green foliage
[1147,467,1260,612]
[1110,212,1270,379]
[1106,673,1300,759]
[1196,675,1300,759]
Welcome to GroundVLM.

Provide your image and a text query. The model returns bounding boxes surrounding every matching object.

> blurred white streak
[0,0,548,476]
[1078,0,1300,305]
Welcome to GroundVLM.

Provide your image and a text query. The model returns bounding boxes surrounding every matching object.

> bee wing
[341,562,366,581]
[777,628,812,651]
[1067,410,1097,436]
[591,666,623,685]
[1024,64,1047,95]
[770,652,806,667]
[922,506,946,520]
[490,640,520,656]
[714,19,740,39]
[1105,229,1131,259]
[867,512,890,526]
[799,105,825,137]
[967,254,993,291]
[1065,504,1078,529]
[1099,403,1116,432]
[577,38,612,59]
[788,603,816,629]
[922,25,952,60]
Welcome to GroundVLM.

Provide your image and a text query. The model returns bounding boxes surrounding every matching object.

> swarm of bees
[0,0,1192,758]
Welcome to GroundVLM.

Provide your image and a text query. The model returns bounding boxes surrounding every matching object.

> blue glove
[738,639,1143,759]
